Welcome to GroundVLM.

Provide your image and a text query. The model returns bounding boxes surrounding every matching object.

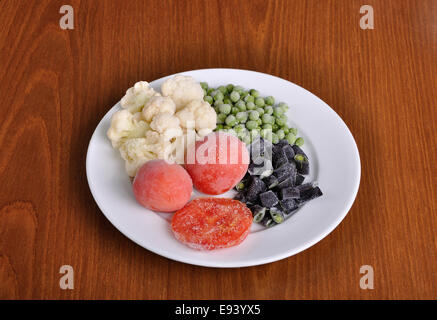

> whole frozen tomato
[185,132,249,195]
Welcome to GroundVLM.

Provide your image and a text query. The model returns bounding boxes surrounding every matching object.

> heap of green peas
[200,82,305,146]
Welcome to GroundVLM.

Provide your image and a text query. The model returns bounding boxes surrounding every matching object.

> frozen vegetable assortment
[106,75,323,251]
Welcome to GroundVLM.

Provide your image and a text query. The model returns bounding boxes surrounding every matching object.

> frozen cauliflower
[142,96,176,122]
[120,81,160,113]
[150,113,183,140]
[107,109,149,148]
[118,132,182,177]
[176,99,217,137]
[107,75,216,177]
[161,75,204,110]
[118,138,155,177]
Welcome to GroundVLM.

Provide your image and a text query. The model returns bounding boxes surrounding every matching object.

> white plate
[86,68,361,268]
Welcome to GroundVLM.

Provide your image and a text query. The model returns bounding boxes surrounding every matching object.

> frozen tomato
[133,159,193,212]
[171,198,253,250]
[185,132,249,195]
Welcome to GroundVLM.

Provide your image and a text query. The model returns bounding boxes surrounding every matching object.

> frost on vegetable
[175,99,217,138]
[142,96,176,122]
[106,109,149,148]
[120,81,161,113]
[161,75,204,111]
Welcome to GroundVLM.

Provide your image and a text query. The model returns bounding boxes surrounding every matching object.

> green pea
[217,113,227,124]
[218,103,231,114]
[207,88,215,95]
[282,127,289,134]
[264,106,274,115]
[204,95,213,104]
[231,107,239,115]
[218,86,227,94]
[265,96,275,106]
[249,110,260,121]
[278,102,289,112]
[223,97,232,105]
[289,127,298,135]
[200,82,208,90]
[256,107,264,116]
[271,133,279,144]
[230,91,240,102]
[239,128,249,138]
[273,106,284,117]
[216,124,223,130]
[255,97,265,107]
[224,125,231,129]
[203,88,207,96]
[286,132,296,144]
[214,91,224,101]
[246,120,258,130]
[244,95,255,103]
[275,115,287,126]
[276,129,285,139]
[236,111,248,123]
[225,115,237,126]
[295,137,304,146]
[246,101,256,110]
[262,114,274,124]
[235,100,246,111]
[256,118,263,125]
[250,89,260,98]
[234,86,245,94]
[214,99,223,107]
[234,124,245,133]
[226,84,234,92]
[272,123,279,131]
[262,123,273,130]
[240,91,249,99]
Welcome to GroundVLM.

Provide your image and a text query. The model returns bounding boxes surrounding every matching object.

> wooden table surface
[0,0,436,300]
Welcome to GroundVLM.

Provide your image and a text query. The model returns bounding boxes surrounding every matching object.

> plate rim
[86,68,361,268]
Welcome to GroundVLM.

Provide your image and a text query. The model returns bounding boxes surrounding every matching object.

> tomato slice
[171,198,253,250]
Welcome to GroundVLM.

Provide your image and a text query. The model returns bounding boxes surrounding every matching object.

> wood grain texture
[0,0,436,299]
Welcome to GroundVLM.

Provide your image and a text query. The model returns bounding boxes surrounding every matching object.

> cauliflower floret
[120,81,161,113]
[144,130,161,144]
[175,99,216,137]
[118,138,157,177]
[193,104,217,134]
[150,113,183,141]
[142,96,176,122]
[150,113,180,132]
[107,109,149,148]
[161,75,204,110]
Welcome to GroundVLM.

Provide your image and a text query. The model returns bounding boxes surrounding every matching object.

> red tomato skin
[133,159,193,212]
[185,132,249,195]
